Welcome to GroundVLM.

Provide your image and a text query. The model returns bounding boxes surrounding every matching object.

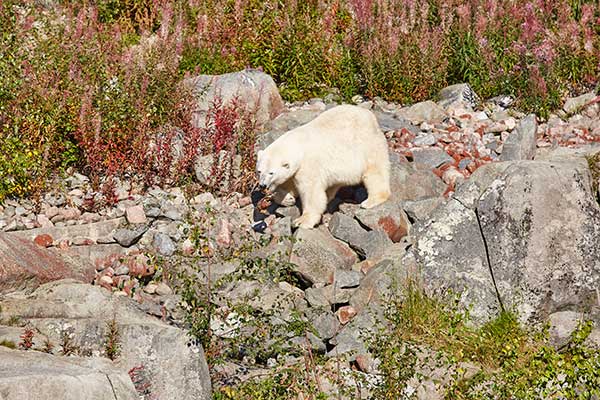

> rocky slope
[1,70,599,399]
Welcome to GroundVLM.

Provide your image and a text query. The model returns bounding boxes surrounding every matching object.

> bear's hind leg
[293,184,327,229]
[361,164,391,209]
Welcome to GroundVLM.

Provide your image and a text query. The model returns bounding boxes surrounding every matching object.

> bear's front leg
[293,184,327,229]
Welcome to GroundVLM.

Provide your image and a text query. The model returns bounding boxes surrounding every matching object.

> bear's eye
[268,172,274,175]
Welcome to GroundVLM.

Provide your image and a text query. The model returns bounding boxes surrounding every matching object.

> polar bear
[256,104,391,229]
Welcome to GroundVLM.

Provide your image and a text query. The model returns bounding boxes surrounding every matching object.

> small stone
[355,259,376,274]
[98,275,114,288]
[3,206,15,218]
[504,117,517,130]
[155,282,173,296]
[127,254,154,277]
[144,283,158,294]
[442,167,465,186]
[411,147,454,168]
[72,236,95,246]
[333,270,362,288]
[355,354,375,373]
[336,305,357,325]
[68,188,84,198]
[60,207,82,221]
[215,219,232,248]
[271,216,292,237]
[34,234,53,247]
[413,133,437,146]
[161,204,186,221]
[458,158,474,170]
[305,285,354,307]
[275,206,301,220]
[153,232,176,256]
[44,192,66,207]
[181,238,196,255]
[56,239,71,249]
[238,196,252,208]
[81,212,101,224]
[36,214,54,228]
[125,205,147,224]
[113,225,149,247]
[310,311,340,340]
[192,192,219,208]
[114,265,130,276]
[563,92,596,114]
[500,114,537,161]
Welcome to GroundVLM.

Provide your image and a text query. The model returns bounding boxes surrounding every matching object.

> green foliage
[372,280,600,399]
[0,339,17,349]
[104,317,121,361]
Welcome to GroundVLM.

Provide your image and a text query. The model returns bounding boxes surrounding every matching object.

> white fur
[256,105,391,229]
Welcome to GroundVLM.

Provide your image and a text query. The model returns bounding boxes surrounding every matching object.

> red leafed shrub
[19,328,35,350]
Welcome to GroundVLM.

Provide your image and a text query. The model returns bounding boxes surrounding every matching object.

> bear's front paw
[293,214,320,229]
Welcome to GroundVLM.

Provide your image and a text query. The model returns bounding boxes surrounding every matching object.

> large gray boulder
[396,100,447,124]
[256,109,323,151]
[499,114,537,161]
[0,280,212,400]
[411,156,600,323]
[184,68,284,129]
[290,227,358,285]
[0,233,94,295]
[0,347,138,400]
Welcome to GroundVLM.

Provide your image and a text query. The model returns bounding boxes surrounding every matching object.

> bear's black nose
[258,183,266,190]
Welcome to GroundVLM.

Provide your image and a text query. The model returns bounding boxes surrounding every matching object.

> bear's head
[256,146,301,192]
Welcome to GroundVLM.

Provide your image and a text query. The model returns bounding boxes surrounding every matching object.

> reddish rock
[60,207,82,221]
[238,196,252,208]
[355,354,375,373]
[98,275,114,290]
[0,234,95,294]
[336,305,357,325]
[215,219,232,248]
[127,253,155,277]
[125,205,147,224]
[34,234,53,248]
[354,202,411,243]
[181,238,196,256]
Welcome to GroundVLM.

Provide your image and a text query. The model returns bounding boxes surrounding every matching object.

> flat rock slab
[0,280,212,400]
[0,347,138,400]
[0,234,94,294]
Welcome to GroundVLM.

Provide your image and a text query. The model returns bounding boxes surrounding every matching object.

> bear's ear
[282,162,290,169]
[257,150,264,159]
